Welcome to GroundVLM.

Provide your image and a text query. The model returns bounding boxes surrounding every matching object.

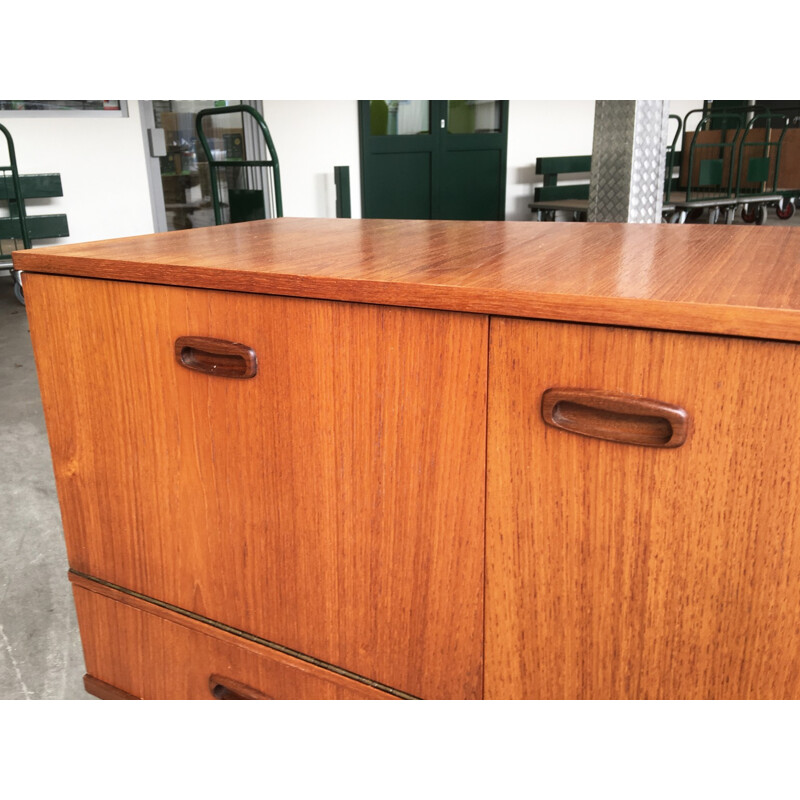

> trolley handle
[195,104,283,220]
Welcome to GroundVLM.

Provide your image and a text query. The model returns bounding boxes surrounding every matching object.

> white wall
[506,100,597,220]
[1,102,155,245]
[261,101,362,219]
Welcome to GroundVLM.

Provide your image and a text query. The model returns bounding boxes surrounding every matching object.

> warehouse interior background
[0,100,721,242]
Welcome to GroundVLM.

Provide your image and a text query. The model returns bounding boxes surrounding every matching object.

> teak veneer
[18,217,800,699]
[15,217,800,341]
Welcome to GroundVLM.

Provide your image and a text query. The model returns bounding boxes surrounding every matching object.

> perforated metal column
[587,101,669,223]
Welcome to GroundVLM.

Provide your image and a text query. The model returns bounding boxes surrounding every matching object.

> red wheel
[741,206,756,223]
[776,202,795,220]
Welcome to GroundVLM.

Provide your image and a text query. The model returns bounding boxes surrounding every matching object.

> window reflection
[369,101,430,135]
[447,101,501,134]
[154,100,246,230]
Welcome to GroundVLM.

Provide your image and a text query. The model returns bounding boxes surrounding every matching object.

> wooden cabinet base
[72,577,400,700]
[83,675,139,700]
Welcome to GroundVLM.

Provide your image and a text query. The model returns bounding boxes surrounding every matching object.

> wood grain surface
[72,582,397,700]
[15,217,800,343]
[27,273,488,700]
[486,317,800,699]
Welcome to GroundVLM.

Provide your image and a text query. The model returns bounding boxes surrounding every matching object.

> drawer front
[72,580,398,699]
[487,318,800,699]
[27,274,487,700]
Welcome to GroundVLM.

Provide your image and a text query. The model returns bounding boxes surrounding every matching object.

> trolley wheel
[13,273,24,305]
[741,205,757,223]
[776,201,795,220]
[725,207,736,225]
[755,205,768,226]
[708,207,720,225]
[688,207,704,221]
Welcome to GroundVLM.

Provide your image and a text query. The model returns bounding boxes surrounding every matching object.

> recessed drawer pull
[175,336,257,379]
[541,388,689,448]
[209,674,272,700]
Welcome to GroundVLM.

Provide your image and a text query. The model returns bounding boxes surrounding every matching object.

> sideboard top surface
[14,217,800,342]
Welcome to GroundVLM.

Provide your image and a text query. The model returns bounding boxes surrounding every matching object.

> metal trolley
[195,104,282,225]
[668,104,800,224]
[1,123,31,304]
[734,113,790,225]
[660,114,684,219]
[743,105,800,223]
[668,110,743,224]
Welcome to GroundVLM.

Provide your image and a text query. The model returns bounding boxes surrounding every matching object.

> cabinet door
[26,274,487,699]
[487,318,800,699]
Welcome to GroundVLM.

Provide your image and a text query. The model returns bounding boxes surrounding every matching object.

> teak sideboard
[15,218,800,700]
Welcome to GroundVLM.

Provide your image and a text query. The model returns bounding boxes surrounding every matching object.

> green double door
[359,100,509,221]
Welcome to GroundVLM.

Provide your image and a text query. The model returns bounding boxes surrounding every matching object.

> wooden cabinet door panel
[487,318,800,699]
[26,274,488,699]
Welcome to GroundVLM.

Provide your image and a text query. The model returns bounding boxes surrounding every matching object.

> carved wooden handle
[542,388,689,448]
[175,336,257,379]
[208,675,272,700]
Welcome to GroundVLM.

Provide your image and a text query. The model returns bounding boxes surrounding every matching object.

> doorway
[358,100,509,221]
[140,100,267,232]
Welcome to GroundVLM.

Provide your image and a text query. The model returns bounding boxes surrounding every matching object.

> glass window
[0,100,122,111]
[0,101,127,117]
[369,101,430,136]
[447,101,502,134]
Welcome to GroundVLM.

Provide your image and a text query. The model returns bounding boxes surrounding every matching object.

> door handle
[175,336,257,379]
[541,388,689,448]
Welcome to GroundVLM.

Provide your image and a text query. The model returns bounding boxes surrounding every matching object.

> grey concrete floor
[0,273,89,699]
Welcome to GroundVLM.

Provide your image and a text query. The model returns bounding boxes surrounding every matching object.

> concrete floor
[0,273,88,699]
[1,208,799,701]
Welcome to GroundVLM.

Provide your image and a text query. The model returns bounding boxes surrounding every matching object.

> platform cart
[0,123,31,304]
[668,110,743,224]
[195,104,282,225]
[661,114,684,220]
[745,106,800,223]
[734,113,790,225]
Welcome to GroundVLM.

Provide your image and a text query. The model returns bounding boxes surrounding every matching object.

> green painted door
[359,101,509,220]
